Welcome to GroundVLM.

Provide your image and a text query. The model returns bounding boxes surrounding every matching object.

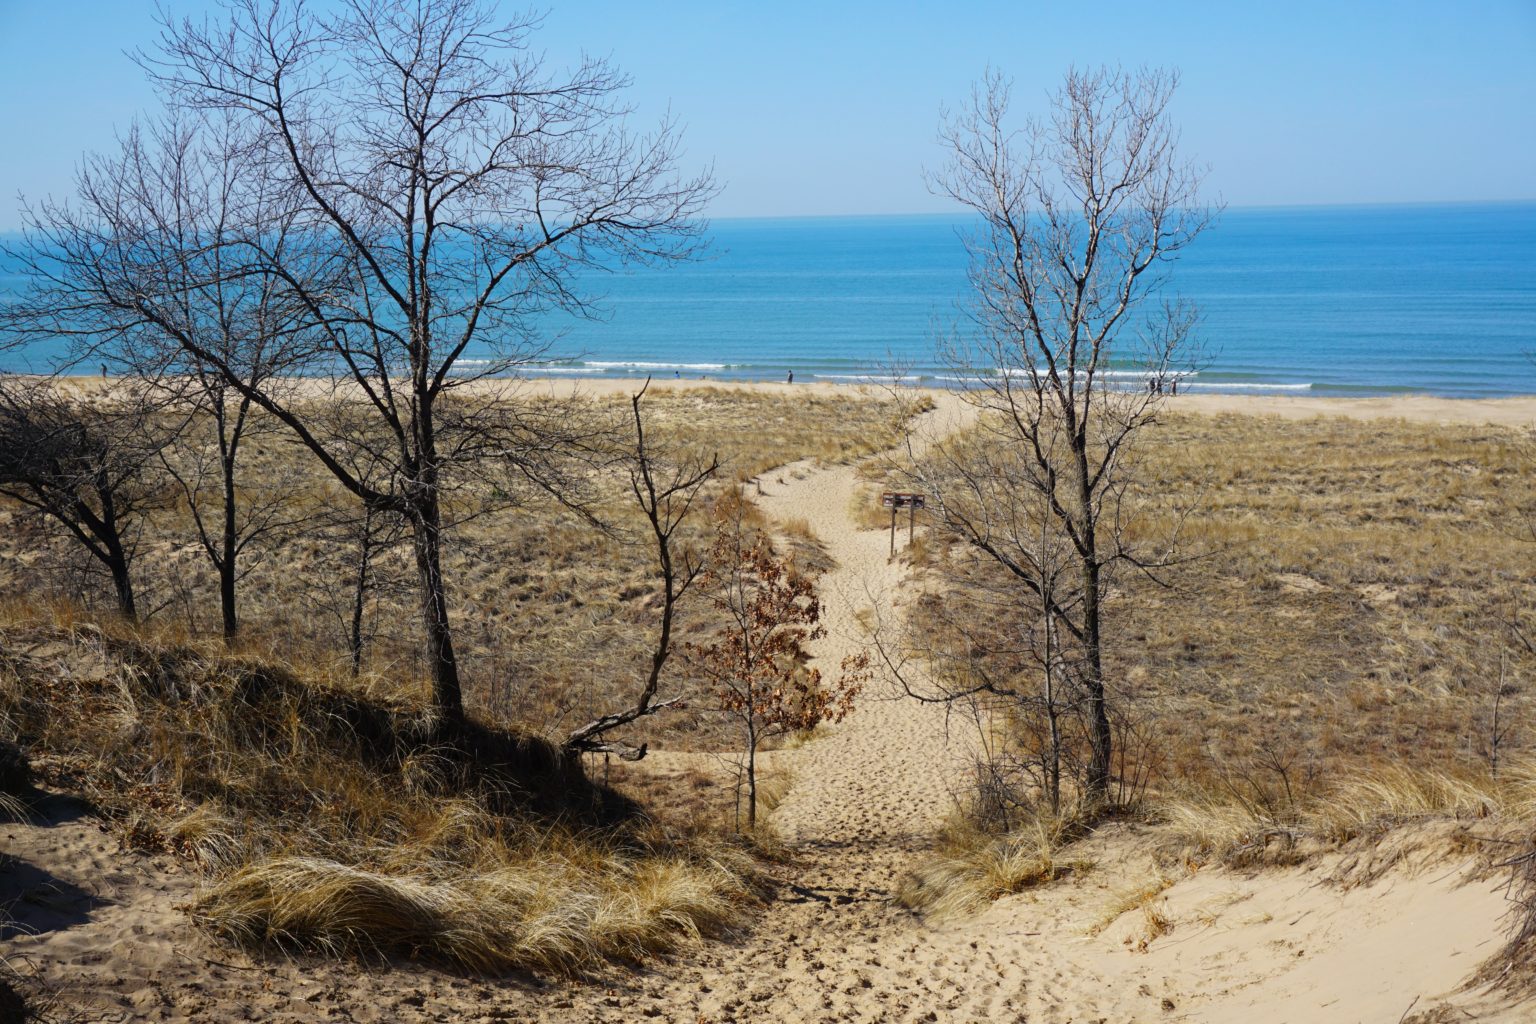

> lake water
[5,202,1534,396]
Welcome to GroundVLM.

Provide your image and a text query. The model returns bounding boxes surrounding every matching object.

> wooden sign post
[880,492,926,557]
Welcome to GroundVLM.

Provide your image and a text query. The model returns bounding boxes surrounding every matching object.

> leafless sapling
[564,379,720,761]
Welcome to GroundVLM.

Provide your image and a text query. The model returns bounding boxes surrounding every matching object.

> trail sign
[880,492,927,555]
[881,492,926,510]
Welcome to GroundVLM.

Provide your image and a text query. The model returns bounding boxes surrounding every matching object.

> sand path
[753,401,976,849]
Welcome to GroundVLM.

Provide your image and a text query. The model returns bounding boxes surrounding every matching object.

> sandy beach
[519,376,1536,427]
[52,368,1536,427]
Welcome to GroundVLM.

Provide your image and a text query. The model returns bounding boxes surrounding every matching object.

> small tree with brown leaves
[688,511,867,829]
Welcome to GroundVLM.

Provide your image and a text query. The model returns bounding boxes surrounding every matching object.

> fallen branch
[564,695,688,759]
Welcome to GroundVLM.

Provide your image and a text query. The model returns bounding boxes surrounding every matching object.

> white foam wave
[928,375,1311,392]
[996,368,1200,381]
[1098,370,1194,381]
[584,360,728,371]
[1181,382,1312,391]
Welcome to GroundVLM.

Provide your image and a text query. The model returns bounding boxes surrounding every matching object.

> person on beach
[787,370,794,384]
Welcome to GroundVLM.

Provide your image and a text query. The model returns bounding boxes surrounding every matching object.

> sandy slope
[4,390,1535,1022]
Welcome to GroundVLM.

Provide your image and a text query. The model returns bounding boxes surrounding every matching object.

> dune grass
[886,411,1536,923]
[1121,413,1536,781]
[0,384,927,976]
[896,812,1093,920]
[8,387,1536,979]
[0,386,922,973]
[1090,871,1178,937]
[0,605,766,972]
[1146,761,1523,871]
[0,384,914,758]
[197,831,755,972]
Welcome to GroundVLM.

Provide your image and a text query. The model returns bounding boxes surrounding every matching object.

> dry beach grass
[877,406,1536,931]
[0,606,766,974]
[3,382,1536,1022]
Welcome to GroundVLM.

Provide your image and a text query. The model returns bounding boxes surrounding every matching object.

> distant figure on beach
[1170,378,1178,396]
[674,369,681,378]
[786,370,794,384]
[100,364,107,379]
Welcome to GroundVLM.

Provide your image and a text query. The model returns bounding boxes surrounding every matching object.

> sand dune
[4,389,1533,1021]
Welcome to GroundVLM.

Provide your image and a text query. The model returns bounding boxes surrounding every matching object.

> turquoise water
[5,202,1535,396]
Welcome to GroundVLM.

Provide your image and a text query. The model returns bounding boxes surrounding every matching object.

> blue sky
[1,0,1532,228]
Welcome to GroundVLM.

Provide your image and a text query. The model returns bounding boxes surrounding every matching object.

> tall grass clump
[198,822,756,971]
[0,606,762,973]
[896,798,1093,921]
[1150,761,1523,871]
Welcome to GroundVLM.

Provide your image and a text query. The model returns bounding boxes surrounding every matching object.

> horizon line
[2,196,1533,237]
[704,197,1536,223]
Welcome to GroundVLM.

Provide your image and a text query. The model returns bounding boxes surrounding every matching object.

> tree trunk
[746,739,758,829]
[219,450,239,640]
[92,487,137,622]
[409,497,463,723]
[1043,613,1062,816]
[218,558,237,640]
[105,541,137,622]
[1080,557,1111,801]
[349,509,374,677]
[1075,436,1112,803]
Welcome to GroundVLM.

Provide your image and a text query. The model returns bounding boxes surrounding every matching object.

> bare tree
[0,378,169,620]
[564,379,719,761]
[158,388,315,640]
[143,131,322,642]
[1,111,332,641]
[34,0,714,722]
[135,120,322,641]
[903,67,1213,805]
